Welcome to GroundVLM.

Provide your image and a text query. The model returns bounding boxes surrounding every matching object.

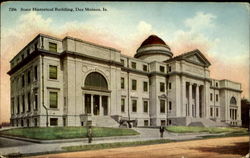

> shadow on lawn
[190,142,249,156]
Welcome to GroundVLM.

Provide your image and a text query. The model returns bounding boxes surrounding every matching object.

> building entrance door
[102,96,108,115]
[93,95,100,115]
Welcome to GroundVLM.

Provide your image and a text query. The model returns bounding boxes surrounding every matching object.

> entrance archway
[84,72,109,116]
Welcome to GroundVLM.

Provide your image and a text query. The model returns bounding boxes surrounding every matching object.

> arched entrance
[229,97,237,125]
[83,72,109,116]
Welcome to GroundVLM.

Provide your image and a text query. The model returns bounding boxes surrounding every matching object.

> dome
[140,35,167,47]
[134,35,173,62]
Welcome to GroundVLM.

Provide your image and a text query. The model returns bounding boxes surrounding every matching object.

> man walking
[159,125,165,138]
[87,125,93,143]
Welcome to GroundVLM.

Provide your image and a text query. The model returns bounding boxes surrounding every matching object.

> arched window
[84,72,108,90]
[230,97,237,105]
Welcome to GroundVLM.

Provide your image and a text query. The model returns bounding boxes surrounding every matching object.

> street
[0,137,33,148]
[30,136,249,158]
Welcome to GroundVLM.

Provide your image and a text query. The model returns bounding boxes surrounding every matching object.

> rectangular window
[49,92,58,108]
[49,42,57,52]
[132,100,137,112]
[34,118,38,127]
[121,59,125,66]
[121,77,125,89]
[169,101,172,111]
[11,98,14,114]
[168,65,172,72]
[160,100,165,113]
[161,120,166,126]
[27,92,31,112]
[143,101,148,113]
[210,93,213,101]
[22,95,25,112]
[49,65,57,79]
[210,107,213,117]
[121,98,125,113]
[216,94,218,102]
[160,66,165,73]
[34,94,38,110]
[143,65,148,71]
[168,83,172,90]
[143,81,148,92]
[50,118,58,126]
[27,71,31,84]
[144,120,149,126]
[34,66,38,80]
[216,82,218,87]
[160,82,165,92]
[131,62,136,69]
[216,108,219,117]
[132,79,137,90]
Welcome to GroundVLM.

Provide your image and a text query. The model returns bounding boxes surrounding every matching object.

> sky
[0,2,249,123]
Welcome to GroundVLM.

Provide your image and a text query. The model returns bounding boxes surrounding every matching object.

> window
[210,93,213,101]
[143,101,148,113]
[22,75,25,87]
[121,59,125,66]
[144,120,149,126]
[168,119,172,125]
[49,42,57,52]
[34,94,38,110]
[160,66,165,72]
[230,97,237,105]
[49,92,58,108]
[215,82,218,87]
[169,101,172,111]
[50,118,58,126]
[34,118,38,127]
[132,79,137,90]
[168,83,172,90]
[22,95,25,113]
[121,77,125,89]
[160,100,165,113]
[143,65,148,71]
[216,94,218,102]
[27,92,31,112]
[27,119,30,127]
[11,98,14,114]
[34,66,38,80]
[21,54,24,60]
[216,108,219,117]
[143,81,148,92]
[131,62,136,69]
[121,98,125,113]
[27,71,31,84]
[85,72,108,90]
[27,48,30,55]
[132,100,137,112]
[49,65,57,80]
[21,120,24,127]
[210,107,213,117]
[168,65,172,72]
[161,120,166,126]
[160,82,165,92]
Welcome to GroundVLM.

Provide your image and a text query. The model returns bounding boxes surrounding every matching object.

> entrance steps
[91,116,119,128]
[188,117,229,127]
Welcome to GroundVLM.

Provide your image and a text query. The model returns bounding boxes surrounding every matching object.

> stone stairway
[188,118,229,127]
[91,116,120,128]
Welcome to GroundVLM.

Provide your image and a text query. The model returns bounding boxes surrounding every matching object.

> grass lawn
[166,126,248,134]
[62,139,172,152]
[0,127,139,140]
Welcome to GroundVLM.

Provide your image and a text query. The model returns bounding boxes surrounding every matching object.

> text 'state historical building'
[8,34,242,127]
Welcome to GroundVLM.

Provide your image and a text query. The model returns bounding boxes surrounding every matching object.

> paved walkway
[0,128,227,157]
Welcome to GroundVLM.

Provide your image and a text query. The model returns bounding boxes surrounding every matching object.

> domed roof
[140,35,167,47]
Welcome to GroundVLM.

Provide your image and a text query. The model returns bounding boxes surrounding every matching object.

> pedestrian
[159,125,165,138]
[87,125,93,143]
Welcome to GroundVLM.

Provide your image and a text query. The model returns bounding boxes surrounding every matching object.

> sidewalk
[0,128,226,157]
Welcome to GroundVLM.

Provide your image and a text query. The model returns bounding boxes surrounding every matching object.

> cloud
[184,12,216,32]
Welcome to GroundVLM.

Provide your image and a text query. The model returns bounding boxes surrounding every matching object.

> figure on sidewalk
[159,125,165,138]
[87,125,93,143]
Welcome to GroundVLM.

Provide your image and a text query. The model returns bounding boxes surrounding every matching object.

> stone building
[8,34,242,127]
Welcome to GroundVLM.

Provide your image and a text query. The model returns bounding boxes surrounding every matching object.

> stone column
[182,78,186,116]
[189,83,192,117]
[82,94,85,114]
[91,95,94,115]
[196,85,199,118]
